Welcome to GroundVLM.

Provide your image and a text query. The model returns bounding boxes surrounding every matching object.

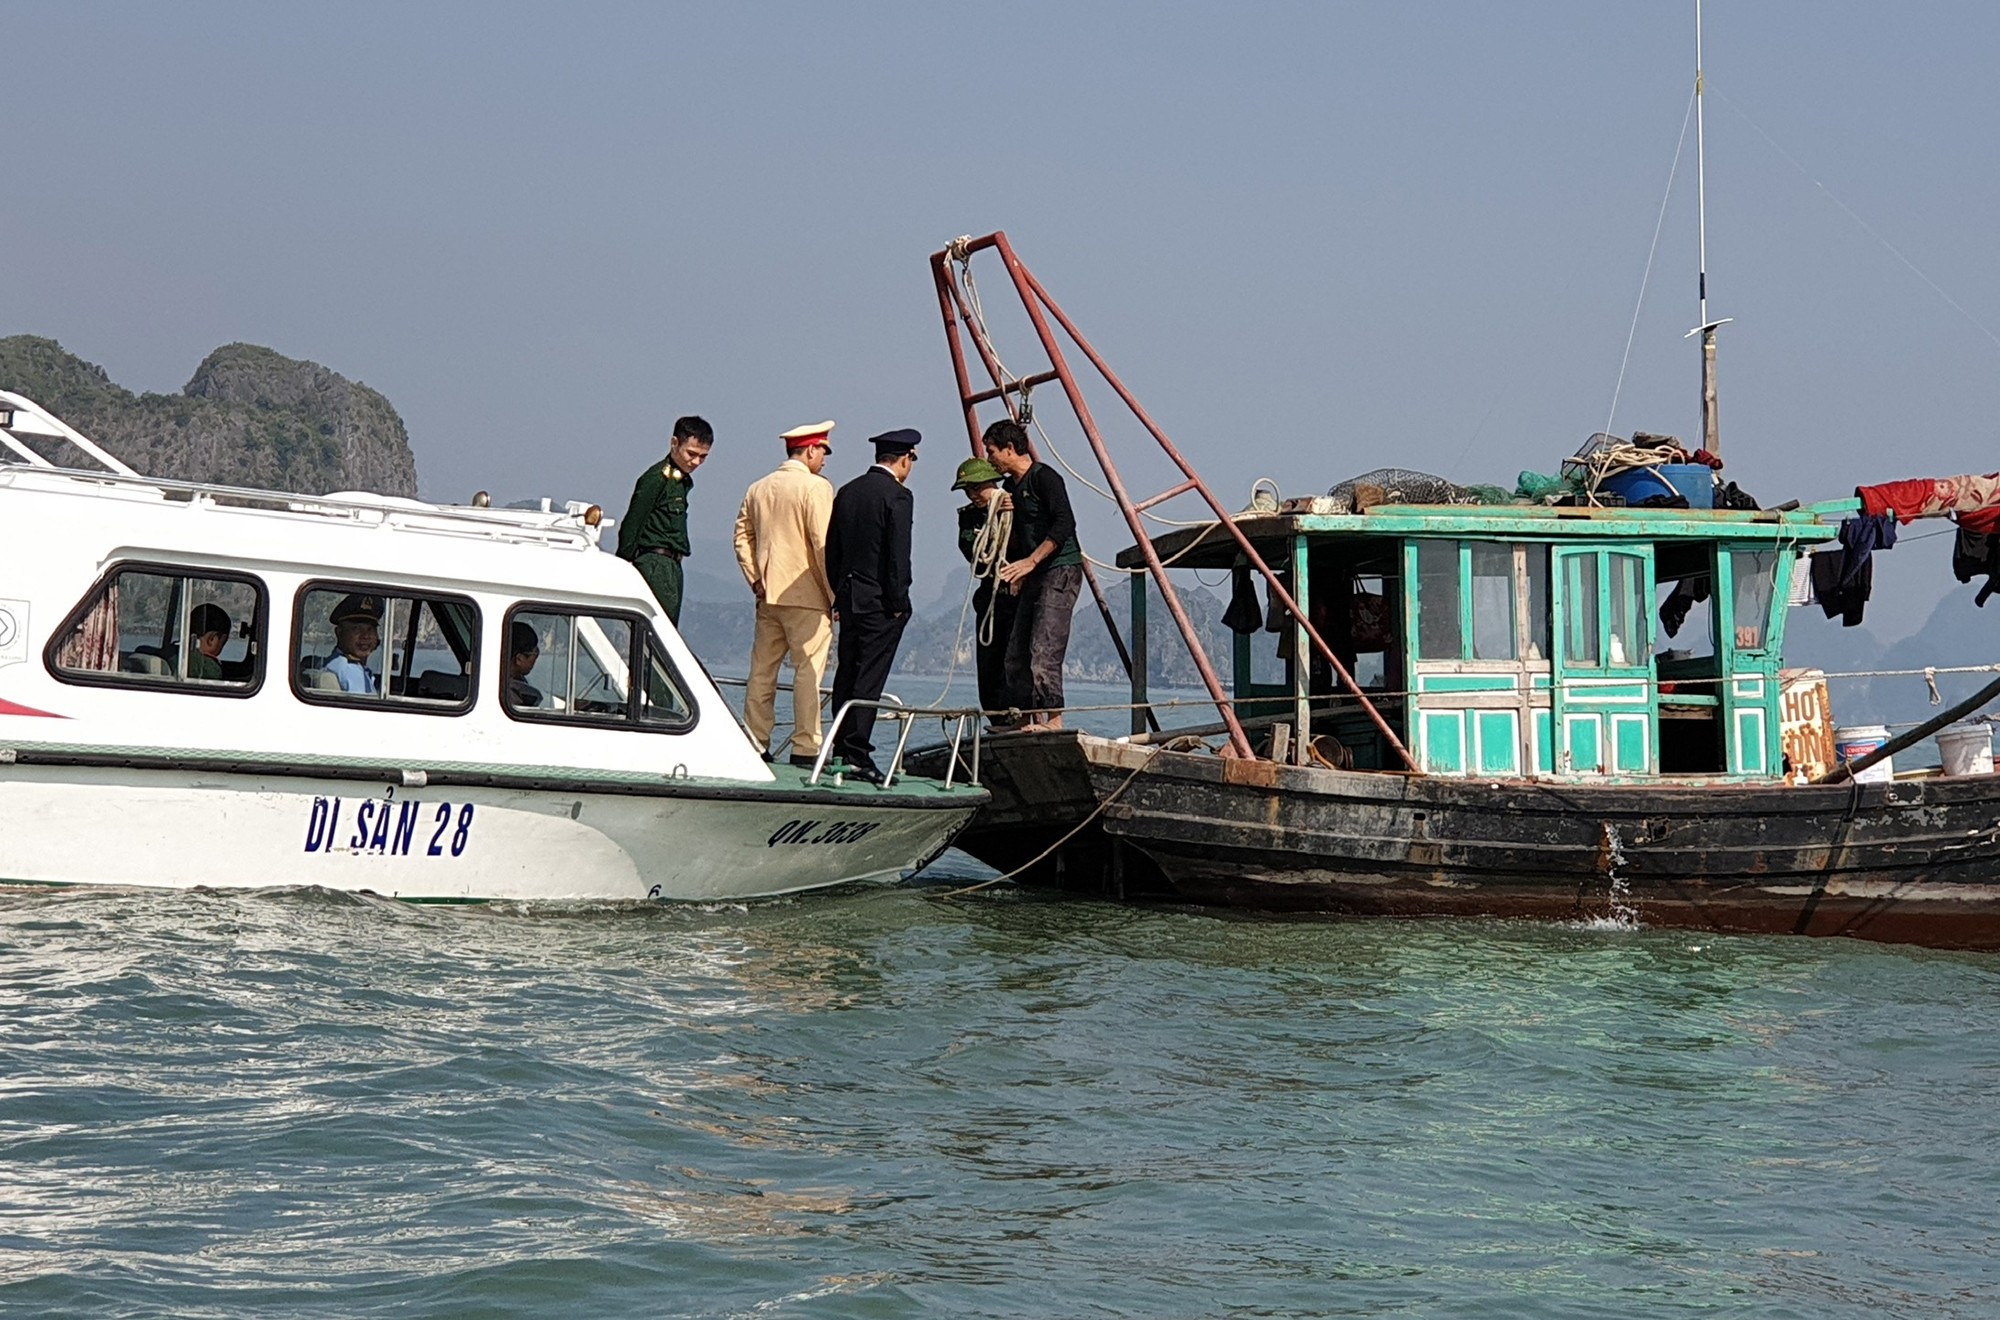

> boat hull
[928,732,2000,949]
[0,763,978,904]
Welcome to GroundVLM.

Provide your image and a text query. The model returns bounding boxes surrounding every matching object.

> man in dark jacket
[985,419,1083,730]
[825,428,919,782]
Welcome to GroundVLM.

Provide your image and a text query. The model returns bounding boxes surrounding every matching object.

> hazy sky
[9,1,1999,644]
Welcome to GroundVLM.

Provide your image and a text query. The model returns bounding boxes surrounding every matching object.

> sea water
[5,880,2000,1318]
[8,674,2000,1316]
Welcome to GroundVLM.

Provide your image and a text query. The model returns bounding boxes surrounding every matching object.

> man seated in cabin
[507,621,543,708]
[324,594,383,694]
[187,603,230,681]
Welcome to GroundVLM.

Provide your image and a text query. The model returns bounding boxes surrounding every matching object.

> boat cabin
[1119,501,1849,781]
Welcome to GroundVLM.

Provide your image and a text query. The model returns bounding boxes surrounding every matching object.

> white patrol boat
[0,392,984,903]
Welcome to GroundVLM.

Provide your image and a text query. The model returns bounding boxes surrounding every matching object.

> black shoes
[846,762,886,786]
[788,754,819,769]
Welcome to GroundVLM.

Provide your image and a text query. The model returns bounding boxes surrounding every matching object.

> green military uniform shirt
[618,457,695,624]
[618,459,694,559]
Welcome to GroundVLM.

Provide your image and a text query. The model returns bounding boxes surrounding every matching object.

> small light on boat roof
[583,504,603,527]
[471,490,491,508]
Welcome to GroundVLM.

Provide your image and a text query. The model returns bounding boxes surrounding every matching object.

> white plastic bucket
[1937,722,1994,777]
[1834,724,1894,784]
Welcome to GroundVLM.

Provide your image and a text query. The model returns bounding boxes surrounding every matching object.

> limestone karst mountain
[0,335,418,497]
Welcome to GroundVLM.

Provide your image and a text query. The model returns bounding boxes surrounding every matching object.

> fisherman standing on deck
[734,421,838,769]
[984,419,1083,731]
[616,416,714,625]
[825,429,919,784]
[952,456,1014,724]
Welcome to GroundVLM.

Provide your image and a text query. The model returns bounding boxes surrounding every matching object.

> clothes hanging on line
[1812,514,1897,627]
[1953,525,2000,607]
[1812,549,1870,627]
[1858,473,2000,524]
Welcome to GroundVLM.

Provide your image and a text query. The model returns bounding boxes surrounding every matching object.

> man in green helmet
[952,455,1016,724]
[616,416,714,625]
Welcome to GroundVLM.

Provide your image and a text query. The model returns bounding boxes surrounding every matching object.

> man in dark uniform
[616,415,714,624]
[825,428,919,783]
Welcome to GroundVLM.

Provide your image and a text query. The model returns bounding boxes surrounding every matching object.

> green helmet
[952,457,1003,491]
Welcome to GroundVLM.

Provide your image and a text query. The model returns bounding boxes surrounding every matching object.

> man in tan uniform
[734,421,837,767]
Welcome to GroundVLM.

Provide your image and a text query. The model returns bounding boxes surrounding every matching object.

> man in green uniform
[616,415,714,624]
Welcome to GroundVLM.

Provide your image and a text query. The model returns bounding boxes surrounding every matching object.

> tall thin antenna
[1695,0,1709,325]
[1686,0,1731,454]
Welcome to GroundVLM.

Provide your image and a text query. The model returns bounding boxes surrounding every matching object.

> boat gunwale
[0,742,987,808]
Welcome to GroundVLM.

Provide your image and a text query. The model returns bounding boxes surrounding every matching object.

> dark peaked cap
[330,593,384,624]
[869,428,921,456]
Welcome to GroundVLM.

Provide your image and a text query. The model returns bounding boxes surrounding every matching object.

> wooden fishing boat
[920,493,2000,949]
[909,203,2000,945]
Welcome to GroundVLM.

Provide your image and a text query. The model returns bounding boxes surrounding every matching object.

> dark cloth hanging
[1838,514,1897,589]
[1659,575,1712,638]
[1809,514,1897,627]
[1813,549,1871,627]
[1953,525,2000,607]
[1222,564,1264,634]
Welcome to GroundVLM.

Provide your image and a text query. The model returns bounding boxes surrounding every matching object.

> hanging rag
[1222,564,1264,634]
[1813,514,1896,627]
[1858,473,2000,524]
[1812,549,1870,627]
[1953,525,2000,608]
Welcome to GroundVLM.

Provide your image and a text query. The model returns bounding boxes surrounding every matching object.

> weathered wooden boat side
[1073,736,2000,948]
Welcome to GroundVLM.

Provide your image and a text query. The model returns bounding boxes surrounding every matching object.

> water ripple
[2,878,1999,1316]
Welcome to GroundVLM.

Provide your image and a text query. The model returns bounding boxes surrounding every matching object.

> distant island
[0,335,418,497]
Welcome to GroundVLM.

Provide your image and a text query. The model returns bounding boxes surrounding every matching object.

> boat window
[1523,545,1550,662]
[1731,549,1778,651]
[1563,553,1601,667]
[47,564,265,696]
[503,606,697,733]
[1609,552,1648,666]
[1470,542,1516,661]
[1415,540,1462,660]
[293,584,479,713]
[1350,572,1390,688]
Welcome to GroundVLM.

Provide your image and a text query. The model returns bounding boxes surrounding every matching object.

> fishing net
[1325,468,1516,510]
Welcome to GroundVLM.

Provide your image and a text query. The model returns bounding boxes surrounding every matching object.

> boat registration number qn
[767,819,882,847]
[303,796,476,857]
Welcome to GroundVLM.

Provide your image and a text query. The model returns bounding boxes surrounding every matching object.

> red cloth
[1858,478,1940,523]
[1858,473,2000,524]
[1960,506,2000,535]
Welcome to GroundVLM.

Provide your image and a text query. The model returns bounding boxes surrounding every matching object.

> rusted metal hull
[917,733,2000,949]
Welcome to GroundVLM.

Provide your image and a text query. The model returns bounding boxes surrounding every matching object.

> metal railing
[808,697,991,790]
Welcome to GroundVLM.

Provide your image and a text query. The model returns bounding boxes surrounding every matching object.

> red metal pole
[929,253,984,456]
[1021,265,1419,771]
[932,245,1157,734]
[986,232,1255,758]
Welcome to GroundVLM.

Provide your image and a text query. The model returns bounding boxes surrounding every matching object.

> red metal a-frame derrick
[928,230,1417,771]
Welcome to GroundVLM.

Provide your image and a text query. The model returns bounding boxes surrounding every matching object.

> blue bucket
[1658,463,1714,508]
[1598,467,1675,504]
[1598,464,1714,508]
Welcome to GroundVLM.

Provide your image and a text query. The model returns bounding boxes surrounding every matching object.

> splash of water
[1582,821,1642,930]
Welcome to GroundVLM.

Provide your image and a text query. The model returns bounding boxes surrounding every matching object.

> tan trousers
[745,602,833,757]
